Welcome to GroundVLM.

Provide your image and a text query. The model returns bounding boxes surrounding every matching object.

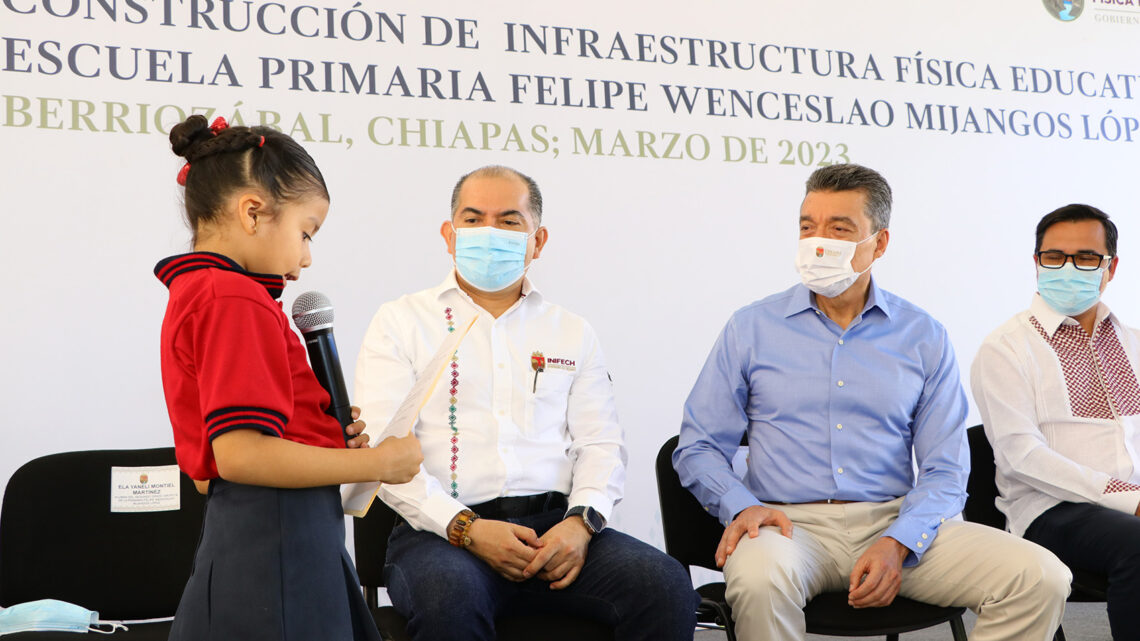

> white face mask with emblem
[795,233,878,298]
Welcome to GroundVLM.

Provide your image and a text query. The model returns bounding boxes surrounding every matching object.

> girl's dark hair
[169,115,329,241]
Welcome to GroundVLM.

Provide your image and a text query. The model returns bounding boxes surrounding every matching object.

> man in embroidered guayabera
[352,165,698,641]
[973,203,1140,640]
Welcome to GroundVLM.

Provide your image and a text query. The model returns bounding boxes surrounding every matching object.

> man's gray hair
[450,165,543,225]
[804,164,892,232]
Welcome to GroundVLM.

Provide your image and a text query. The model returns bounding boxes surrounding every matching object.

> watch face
[568,506,606,534]
[584,508,605,534]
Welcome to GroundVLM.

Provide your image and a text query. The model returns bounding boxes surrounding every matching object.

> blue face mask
[0,599,126,635]
[453,226,532,292]
[1037,264,1105,317]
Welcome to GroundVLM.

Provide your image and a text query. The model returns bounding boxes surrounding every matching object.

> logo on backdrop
[1043,0,1085,21]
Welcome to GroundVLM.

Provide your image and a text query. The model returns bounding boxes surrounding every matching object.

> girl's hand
[374,433,423,484]
[345,406,370,448]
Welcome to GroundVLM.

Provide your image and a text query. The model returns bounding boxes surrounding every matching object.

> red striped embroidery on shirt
[1030,317,1140,419]
[1105,478,1140,494]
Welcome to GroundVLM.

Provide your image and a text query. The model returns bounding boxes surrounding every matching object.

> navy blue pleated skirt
[169,480,380,641]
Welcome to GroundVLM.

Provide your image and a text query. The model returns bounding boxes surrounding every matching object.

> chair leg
[710,602,736,641]
[1054,624,1067,641]
[950,613,968,641]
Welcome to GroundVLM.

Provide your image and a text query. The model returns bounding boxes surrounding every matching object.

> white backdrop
[3,1,1140,550]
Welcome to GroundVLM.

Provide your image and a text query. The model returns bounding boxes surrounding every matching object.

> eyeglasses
[1036,250,1111,271]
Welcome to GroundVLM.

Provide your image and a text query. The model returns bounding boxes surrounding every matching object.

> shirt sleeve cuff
[567,489,615,521]
[882,517,942,567]
[419,493,470,540]
[1099,489,1140,515]
[720,485,763,526]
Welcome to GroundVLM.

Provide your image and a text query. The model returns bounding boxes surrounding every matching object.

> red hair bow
[209,116,228,135]
[176,163,191,186]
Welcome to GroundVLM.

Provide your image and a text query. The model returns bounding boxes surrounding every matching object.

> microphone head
[291,291,334,334]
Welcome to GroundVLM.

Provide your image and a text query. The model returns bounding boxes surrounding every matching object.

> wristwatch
[565,506,606,535]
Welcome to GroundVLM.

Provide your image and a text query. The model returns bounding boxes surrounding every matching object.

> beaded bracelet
[448,509,480,548]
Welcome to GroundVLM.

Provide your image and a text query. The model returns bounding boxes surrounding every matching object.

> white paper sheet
[341,314,477,517]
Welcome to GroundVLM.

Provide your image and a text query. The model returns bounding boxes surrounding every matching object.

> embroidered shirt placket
[1095,323,1140,481]
[1088,329,1120,421]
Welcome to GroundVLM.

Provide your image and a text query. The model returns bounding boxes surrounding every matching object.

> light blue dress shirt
[673,280,969,564]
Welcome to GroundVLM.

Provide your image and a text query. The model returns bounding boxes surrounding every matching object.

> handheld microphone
[291,291,353,443]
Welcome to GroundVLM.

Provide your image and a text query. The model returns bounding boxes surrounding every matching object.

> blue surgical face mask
[0,599,126,635]
[1037,264,1105,317]
[452,225,533,293]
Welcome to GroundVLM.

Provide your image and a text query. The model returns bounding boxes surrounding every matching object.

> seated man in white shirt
[972,204,1140,639]
[354,165,697,641]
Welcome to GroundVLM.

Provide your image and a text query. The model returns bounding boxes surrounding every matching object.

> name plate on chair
[110,465,180,513]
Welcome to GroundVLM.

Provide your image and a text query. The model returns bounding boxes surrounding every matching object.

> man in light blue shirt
[673,164,1069,641]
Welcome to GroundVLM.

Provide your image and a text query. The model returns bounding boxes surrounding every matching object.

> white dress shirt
[971,294,1140,536]
[354,271,626,539]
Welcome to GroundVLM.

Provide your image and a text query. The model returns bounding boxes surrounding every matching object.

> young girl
[155,114,421,640]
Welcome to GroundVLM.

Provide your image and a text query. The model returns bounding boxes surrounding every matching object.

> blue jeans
[1026,501,1140,640]
[384,509,698,641]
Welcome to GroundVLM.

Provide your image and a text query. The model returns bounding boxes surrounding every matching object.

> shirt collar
[784,278,891,321]
[434,269,542,304]
[153,252,285,300]
[1029,293,1113,338]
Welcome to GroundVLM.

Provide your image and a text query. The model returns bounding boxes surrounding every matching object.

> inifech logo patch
[532,351,576,372]
[1044,0,1085,21]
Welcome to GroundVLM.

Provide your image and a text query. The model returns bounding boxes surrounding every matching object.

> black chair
[965,424,1109,641]
[352,498,616,641]
[656,435,968,641]
[0,448,207,640]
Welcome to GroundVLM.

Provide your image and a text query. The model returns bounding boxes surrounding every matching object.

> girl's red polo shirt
[155,252,345,480]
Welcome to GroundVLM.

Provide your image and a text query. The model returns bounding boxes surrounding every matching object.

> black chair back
[0,448,206,620]
[964,424,1108,606]
[655,434,727,572]
[964,425,1006,529]
[352,497,401,607]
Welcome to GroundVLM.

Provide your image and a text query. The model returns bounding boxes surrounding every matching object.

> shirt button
[815,310,821,315]
[916,542,924,548]
[837,380,845,387]
[940,518,945,523]
[836,423,843,430]
[838,339,845,345]
[837,467,844,474]
[922,533,928,540]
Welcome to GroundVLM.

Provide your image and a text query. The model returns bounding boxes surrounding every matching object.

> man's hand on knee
[522,517,591,589]
[715,505,793,568]
[848,537,908,608]
[465,519,540,581]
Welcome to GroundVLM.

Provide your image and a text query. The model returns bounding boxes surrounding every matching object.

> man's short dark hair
[1035,204,1117,256]
[450,165,543,225]
[804,164,892,232]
